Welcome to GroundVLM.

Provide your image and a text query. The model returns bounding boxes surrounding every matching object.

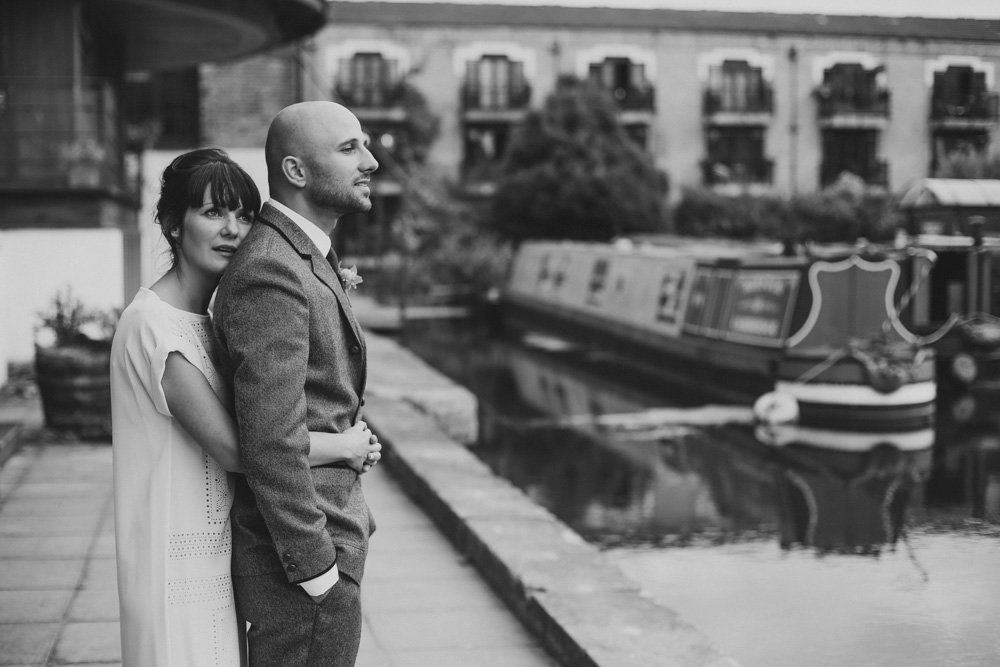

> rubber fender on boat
[753,391,800,425]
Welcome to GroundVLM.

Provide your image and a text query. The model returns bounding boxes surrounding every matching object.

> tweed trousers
[234,571,362,667]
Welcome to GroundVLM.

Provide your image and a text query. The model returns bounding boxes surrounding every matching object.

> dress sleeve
[124,308,202,418]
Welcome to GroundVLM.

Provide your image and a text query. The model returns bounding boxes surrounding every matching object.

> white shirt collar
[267,199,331,257]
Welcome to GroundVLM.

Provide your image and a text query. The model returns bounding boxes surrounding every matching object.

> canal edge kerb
[362,331,741,667]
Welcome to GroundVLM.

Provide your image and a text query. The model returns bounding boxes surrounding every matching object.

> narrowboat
[502,236,937,431]
[898,178,1000,418]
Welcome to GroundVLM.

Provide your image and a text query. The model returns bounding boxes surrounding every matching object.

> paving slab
[0,591,74,624]
[51,621,121,664]
[0,623,59,665]
[0,441,555,667]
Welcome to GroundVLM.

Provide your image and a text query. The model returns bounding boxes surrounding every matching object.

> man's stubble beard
[309,179,372,217]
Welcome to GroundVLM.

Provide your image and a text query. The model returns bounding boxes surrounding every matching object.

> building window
[463,122,512,185]
[588,57,654,111]
[932,130,992,174]
[815,63,889,116]
[463,55,530,110]
[931,65,998,120]
[821,129,887,187]
[703,127,772,185]
[122,68,200,149]
[335,53,402,108]
[704,60,773,114]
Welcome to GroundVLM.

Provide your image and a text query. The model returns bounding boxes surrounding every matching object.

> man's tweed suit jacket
[214,202,374,587]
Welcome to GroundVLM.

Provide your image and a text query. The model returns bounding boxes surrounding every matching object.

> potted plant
[34,288,119,440]
[59,137,107,188]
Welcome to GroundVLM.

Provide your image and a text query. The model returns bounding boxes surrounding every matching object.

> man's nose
[362,145,379,173]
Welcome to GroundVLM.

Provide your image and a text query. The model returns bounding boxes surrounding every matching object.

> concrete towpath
[0,412,556,666]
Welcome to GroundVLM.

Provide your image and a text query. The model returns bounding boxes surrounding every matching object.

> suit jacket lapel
[257,205,365,347]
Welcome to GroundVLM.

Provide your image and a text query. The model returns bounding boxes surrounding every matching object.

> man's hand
[309,585,334,604]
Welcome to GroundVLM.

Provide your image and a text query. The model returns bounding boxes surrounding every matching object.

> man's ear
[281,156,307,189]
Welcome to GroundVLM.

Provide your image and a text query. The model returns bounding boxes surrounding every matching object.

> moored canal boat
[898,178,1000,410]
[502,237,937,430]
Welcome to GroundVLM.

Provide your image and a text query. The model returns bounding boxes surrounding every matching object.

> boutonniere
[339,265,363,290]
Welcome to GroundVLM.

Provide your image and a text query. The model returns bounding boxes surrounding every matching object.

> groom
[214,101,379,666]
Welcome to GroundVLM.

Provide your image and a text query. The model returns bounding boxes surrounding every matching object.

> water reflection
[403,319,1000,552]
[399,317,1000,667]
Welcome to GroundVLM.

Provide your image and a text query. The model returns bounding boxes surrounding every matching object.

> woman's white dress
[110,287,240,667]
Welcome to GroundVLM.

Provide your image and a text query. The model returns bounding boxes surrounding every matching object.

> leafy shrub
[935,146,1000,179]
[36,287,119,348]
[674,175,894,245]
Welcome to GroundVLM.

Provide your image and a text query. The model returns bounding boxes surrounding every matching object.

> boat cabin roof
[897,179,1000,210]
[618,235,786,261]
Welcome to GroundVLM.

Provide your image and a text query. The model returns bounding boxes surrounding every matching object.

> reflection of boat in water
[480,337,935,554]
[503,237,937,431]
[755,423,935,451]
[748,429,933,555]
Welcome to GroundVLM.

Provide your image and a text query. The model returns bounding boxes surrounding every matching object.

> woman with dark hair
[110,149,380,667]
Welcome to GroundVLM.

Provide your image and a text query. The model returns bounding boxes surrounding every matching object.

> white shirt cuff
[298,562,339,597]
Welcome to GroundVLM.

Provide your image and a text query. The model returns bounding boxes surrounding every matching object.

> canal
[396,313,1000,667]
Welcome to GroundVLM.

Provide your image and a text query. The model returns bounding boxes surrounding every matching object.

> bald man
[213,102,379,666]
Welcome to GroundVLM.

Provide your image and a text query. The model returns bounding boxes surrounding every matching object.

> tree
[488,76,668,241]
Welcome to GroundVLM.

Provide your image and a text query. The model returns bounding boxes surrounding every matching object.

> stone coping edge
[362,332,740,667]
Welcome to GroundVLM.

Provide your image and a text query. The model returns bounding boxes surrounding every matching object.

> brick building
[148,2,1000,205]
[309,2,1000,199]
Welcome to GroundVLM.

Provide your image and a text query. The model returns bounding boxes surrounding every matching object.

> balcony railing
[703,88,774,115]
[820,159,888,187]
[930,91,1000,120]
[701,159,774,186]
[815,87,891,117]
[462,83,531,111]
[0,77,123,191]
[334,82,407,109]
[587,83,655,112]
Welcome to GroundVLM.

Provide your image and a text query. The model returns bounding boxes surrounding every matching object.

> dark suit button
[350,345,360,355]
[283,552,293,562]
[286,563,297,573]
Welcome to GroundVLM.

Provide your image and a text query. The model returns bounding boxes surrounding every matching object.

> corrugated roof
[898,179,1000,208]
[326,2,1000,42]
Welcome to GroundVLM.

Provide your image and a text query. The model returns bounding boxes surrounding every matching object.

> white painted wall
[0,147,268,381]
[0,228,124,364]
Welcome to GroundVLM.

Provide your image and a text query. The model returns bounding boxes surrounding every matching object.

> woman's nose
[222,212,241,235]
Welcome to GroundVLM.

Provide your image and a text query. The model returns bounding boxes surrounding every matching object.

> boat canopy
[897,179,1000,210]
[897,178,1000,237]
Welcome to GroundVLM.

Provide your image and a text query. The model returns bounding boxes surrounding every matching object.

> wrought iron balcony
[820,159,888,187]
[815,86,891,117]
[701,159,774,186]
[461,83,531,111]
[703,87,774,116]
[606,84,655,111]
[0,77,126,193]
[334,82,408,110]
[930,91,1000,121]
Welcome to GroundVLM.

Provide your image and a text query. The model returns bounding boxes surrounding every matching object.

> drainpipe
[788,45,798,196]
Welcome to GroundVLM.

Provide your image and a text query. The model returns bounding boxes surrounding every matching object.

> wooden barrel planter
[34,343,112,441]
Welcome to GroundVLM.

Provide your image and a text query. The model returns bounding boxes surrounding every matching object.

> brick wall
[200,47,300,148]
